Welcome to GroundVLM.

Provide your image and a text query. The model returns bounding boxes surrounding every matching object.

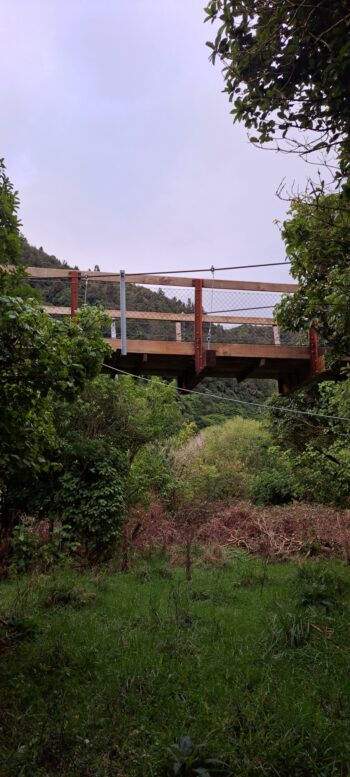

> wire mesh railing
[26,266,304,348]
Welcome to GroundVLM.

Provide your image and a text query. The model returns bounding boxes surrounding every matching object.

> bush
[173,417,271,502]
[56,446,127,557]
[10,520,76,574]
[250,469,298,505]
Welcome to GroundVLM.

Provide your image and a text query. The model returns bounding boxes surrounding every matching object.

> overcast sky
[1,0,308,282]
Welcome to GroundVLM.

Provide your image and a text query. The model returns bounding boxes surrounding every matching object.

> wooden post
[193,279,204,373]
[309,324,319,375]
[273,324,281,345]
[175,322,182,342]
[120,269,127,355]
[69,271,80,317]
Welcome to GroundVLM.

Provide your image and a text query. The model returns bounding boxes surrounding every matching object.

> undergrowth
[0,556,349,776]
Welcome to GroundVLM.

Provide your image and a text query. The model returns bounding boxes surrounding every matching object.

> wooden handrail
[20,266,298,293]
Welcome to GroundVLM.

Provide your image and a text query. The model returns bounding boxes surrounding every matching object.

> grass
[0,553,350,776]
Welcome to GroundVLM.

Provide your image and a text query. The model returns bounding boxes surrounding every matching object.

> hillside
[20,237,275,425]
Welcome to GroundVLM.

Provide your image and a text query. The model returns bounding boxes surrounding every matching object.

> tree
[33,375,183,559]
[267,381,350,505]
[0,299,110,537]
[205,3,350,358]
[275,192,350,359]
[205,1,350,176]
[0,160,110,553]
[0,158,21,264]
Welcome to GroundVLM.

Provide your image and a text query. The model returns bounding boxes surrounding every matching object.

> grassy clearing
[1,553,350,776]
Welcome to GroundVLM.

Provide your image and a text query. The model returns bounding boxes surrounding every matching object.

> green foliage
[56,448,127,555]
[267,381,350,506]
[0,292,110,523]
[1,559,350,775]
[32,375,183,557]
[10,521,77,575]
[130,444,177,508]
[295,565,348,611]
[0,158,21,264]
[10,522,43,574]
[180,376,274,429]
[205,2,350,175]
[42,579,96,610]
[166,735,227,776]
[265,611,312,652]
[251,469,298,506]
[276,194,350,359]
[173,416,271,503]
[0,163,111,547]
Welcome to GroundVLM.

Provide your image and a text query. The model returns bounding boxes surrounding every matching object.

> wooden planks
[105,339,195,355]
[106,338,311,360]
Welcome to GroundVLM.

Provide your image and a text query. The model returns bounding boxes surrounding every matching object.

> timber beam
[178,349,217,391]
[237,358,266,383]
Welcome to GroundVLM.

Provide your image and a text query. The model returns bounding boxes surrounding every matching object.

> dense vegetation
[1,2,350,770]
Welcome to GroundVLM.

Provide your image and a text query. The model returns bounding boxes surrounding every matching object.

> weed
[264,609,312,652]
[0,615,39,653]
[191,590,210,601]
[165,736,228,776]
[295,564,348,611]
[198,544,227,568]
[169,585,193,629]
[41,579,96,609]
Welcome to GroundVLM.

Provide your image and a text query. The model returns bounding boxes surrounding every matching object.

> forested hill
[20,236,275,426]
[19,236,72,269]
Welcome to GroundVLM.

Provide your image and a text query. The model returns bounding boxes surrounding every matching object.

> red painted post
[309,323,319,375]
[194,279,204,373]
[69,271,80,317]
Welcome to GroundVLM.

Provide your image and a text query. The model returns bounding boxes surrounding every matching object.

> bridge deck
[106,339,327,393]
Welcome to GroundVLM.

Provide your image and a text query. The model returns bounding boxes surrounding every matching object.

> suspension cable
[102,364,350,424]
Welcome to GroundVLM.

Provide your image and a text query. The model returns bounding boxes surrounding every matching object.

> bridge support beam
[194,278,204,374]
[69,271,80,317]
[178,349,217,391]
[237,358,266,383]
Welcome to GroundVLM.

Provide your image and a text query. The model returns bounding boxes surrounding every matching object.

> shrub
[173,417,271,502]
[56,446,127,557]
[10,520,76,574]
[250,469,298,505]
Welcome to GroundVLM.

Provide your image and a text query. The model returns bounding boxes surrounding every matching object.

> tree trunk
[185,536,192,582]
[120,527,129,573]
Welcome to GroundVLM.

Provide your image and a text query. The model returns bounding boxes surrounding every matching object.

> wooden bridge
[27,266,330,394]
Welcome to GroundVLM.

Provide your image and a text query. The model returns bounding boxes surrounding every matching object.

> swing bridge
[26,266,334,395]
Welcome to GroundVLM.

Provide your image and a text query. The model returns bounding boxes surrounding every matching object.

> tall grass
[1,556,350,776]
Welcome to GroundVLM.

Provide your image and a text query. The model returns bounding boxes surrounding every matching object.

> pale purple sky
[1,0,308,282]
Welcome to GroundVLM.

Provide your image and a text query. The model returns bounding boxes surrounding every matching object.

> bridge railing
[22,266,326,389]
[25,266,300,346]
